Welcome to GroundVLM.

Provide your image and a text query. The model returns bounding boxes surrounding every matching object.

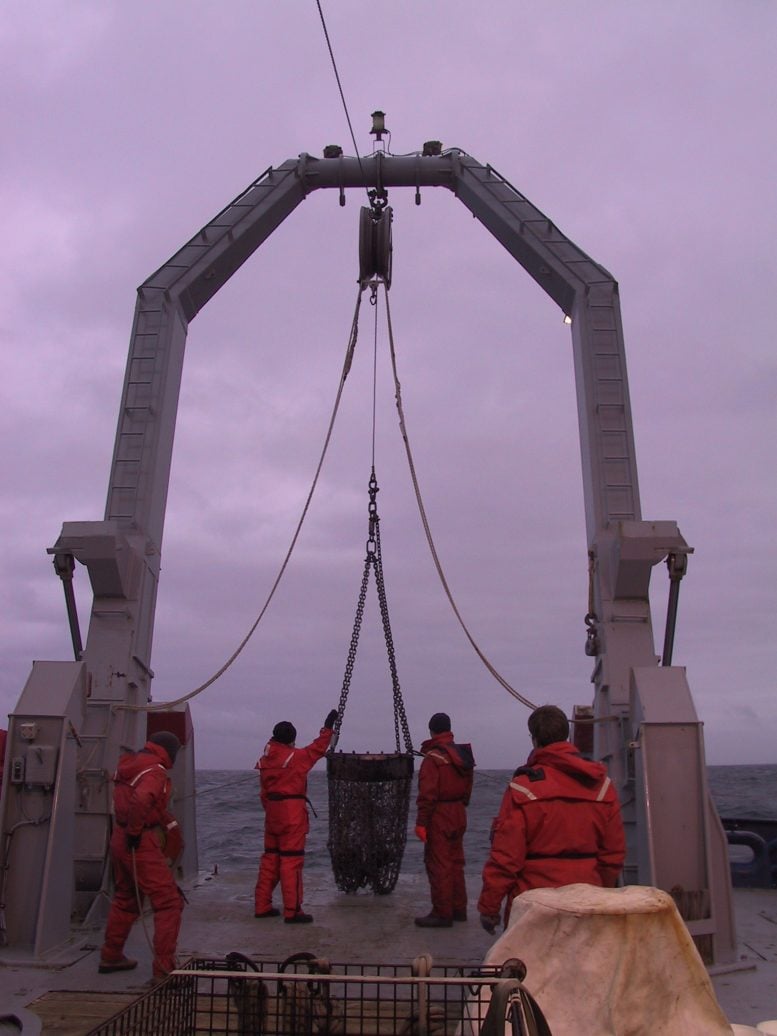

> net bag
[327,752,414,894]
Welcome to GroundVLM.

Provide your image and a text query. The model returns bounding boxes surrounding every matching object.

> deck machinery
[0,145,735,965]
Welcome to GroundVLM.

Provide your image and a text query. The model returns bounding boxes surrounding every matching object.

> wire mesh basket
[85,953,550,1035]
[327,751,413,894]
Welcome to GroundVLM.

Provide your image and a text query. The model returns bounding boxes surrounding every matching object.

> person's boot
[98,955,138,973]
[254,907,280,918]
[414,913,453,928]
[284,912,314,924]
[452,910,468,922]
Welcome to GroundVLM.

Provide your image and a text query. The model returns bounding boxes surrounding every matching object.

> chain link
[334,470,413,754]
[334,555,370,737]
[373,516,413,753]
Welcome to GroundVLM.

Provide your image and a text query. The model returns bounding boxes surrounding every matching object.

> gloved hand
[126,832,142,852]
[480,913,500,935]
[324,709,338,730]
[414,825,427,843]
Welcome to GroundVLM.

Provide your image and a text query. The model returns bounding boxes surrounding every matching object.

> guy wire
[315,0,372,206]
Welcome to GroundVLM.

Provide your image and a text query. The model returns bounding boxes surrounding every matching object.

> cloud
[1,0,775,772]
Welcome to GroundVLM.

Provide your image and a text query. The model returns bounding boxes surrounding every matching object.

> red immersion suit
[254,726,333,918]
[101,741,184,979]
[416,731,475,921]
[478,740,625,925]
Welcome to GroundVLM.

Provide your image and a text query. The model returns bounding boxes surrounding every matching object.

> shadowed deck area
[5,865,776,1033]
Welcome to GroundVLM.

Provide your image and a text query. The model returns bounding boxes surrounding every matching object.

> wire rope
[117,287,367,714]
[381,284,538,711]
[197,771,258,798]
[314,0,372,206]
[371,287,379,468]
[118,4,386,714]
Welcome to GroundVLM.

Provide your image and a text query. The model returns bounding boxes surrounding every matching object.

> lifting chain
[333,469,413,754]
[584,550,600,657]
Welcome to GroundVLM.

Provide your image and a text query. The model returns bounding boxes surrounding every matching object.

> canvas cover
[484,884,732,1035]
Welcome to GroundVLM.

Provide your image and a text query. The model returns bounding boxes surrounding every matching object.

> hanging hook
[367,150,389,213]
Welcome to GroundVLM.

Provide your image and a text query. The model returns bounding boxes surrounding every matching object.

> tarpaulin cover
[484,884,732,1035]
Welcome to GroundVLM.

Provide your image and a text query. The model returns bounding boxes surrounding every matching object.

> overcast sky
[1,1,775,769]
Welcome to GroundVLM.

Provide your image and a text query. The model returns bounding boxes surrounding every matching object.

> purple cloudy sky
[1,2,774,768]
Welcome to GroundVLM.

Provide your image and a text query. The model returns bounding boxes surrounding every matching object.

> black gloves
[324,709,338,730]
[126,832,142,852]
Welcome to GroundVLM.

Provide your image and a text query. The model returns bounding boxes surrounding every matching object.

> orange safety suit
[101,741,184,978]
[254,726,333,918]
[478,740,625,925]
[416,731,475,921]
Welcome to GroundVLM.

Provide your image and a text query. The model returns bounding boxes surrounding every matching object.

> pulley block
[358,206,393,289]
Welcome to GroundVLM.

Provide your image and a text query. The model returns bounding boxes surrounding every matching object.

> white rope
[117,287,367,713]
[382,285,538,711]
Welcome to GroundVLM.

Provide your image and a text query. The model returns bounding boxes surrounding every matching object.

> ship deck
[1,866,775,1033]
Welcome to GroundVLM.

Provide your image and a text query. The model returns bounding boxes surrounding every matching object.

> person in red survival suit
[478,704,625,935]
[99,730,184,980]
[253,709,337,923]
[414,712,476,928]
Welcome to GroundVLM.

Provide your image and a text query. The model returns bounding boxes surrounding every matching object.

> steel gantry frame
[0,147,735,964]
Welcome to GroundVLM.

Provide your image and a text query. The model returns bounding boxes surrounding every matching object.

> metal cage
[85,955,550,1036]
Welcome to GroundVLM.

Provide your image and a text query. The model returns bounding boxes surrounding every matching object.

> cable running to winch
[315,0,372,207]
[331,281,413,756]
[381,283,538,711]
[370,285,379,469]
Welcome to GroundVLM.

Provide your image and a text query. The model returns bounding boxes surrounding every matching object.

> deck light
[370,111,387,141]
[564,314,573,325]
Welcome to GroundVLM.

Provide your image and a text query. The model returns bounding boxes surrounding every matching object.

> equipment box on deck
[85,953,547,1035]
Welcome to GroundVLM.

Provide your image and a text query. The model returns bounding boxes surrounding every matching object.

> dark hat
[428,712,451,734]
[148,730,181,765]
[272,721,297,745]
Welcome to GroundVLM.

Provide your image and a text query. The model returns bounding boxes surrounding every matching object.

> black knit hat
[272,721,297,745]
[148,730,181,764]
[428,712,451,734]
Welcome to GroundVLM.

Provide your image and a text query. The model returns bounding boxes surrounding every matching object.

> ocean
[194,764,777,879]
